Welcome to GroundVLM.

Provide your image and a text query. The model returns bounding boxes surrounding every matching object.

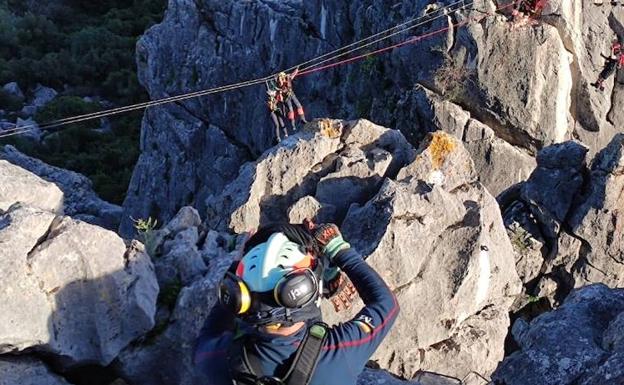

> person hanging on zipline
[592,37,624,92]
[276,68,308,130]
[266,81,289,142]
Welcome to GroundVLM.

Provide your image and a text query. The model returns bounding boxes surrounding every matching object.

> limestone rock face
[119,107,248,237]
[569,134,624,288]
[502,135,624,305]
[0,356,71,385]
[327,132,521,379]
[1,145,122,230]
[0,159,63,213]
[492,284,624,385]
[396,87,537,197]
[121,126,520,383]
[0,203,158,368]
[149,207,208,288]
[121,0,624,234]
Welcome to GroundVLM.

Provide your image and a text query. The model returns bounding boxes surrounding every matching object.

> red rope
[298,2,514,77]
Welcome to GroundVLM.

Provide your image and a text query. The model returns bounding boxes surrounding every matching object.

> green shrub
[0,0,164,203]
[35,96,100,130]
[0,88,22,111]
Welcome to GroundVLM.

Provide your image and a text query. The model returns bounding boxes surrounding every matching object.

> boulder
[324,132,522,379]
[157,227,207,287]
[0,159,63,213]
[2,82,24,101]
[14,118,41,141]
[32,84,57,108]
[1,145,122,230]
[0,356,71,385]
[287,195,336,224]
[19,106,38,119]
[0,204,158,368]
[492,284,624,385]
[519,142,589,240]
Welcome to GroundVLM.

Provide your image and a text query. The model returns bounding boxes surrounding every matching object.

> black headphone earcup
[219,273,251,315]
[274,270,319,308]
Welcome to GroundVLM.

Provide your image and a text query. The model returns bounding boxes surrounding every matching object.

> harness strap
[232,322,329,385]
[283,323,329,385]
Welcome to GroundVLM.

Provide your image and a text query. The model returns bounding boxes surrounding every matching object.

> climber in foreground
[591,37,624,91]
[266,82,289,142]
[276,68,308,130]
[194,222,399,385]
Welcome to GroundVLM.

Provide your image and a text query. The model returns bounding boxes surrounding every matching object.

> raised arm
[313,224,399,370]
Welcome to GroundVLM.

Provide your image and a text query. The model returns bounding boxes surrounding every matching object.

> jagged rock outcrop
[568,133,624,287]
[492,284,624,385]
[1,145,122,230]
[206,119,414,232]
[0,356,71,385]
[117,207,241,385]
[148,206,208,288]
[400,86,536,196]
[502,134,624,305]
[0,161,158,369]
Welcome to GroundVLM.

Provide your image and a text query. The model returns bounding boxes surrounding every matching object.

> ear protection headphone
[218,263,321,319]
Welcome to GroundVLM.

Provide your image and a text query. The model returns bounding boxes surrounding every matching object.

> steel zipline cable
[0,0,505,139]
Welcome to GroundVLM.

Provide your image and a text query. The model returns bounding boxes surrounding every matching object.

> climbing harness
[228,322,329,385]
[0,0,513,139]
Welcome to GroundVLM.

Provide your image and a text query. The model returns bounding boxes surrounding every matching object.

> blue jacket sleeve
[323,248,399,371]
[193,303,236,382]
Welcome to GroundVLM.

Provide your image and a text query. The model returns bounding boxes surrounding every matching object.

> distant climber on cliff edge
[266,81,289,143]
[276,68,308,130]
[511,0,546,24]
[194,222,399,385]
[591,37,624,92]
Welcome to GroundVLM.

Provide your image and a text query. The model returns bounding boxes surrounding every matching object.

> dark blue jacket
[194,248,399,385]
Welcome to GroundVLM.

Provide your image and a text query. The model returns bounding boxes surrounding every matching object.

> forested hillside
[0,0,165,203]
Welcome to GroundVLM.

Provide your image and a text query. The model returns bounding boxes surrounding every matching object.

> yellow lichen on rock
[428,132,457,169]
[317,119,343,139]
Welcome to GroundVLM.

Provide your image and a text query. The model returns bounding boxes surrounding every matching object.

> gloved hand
[325,272,358,312]
[313,223,350,262]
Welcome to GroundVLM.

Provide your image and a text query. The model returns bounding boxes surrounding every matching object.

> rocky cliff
[120,0,623,236]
